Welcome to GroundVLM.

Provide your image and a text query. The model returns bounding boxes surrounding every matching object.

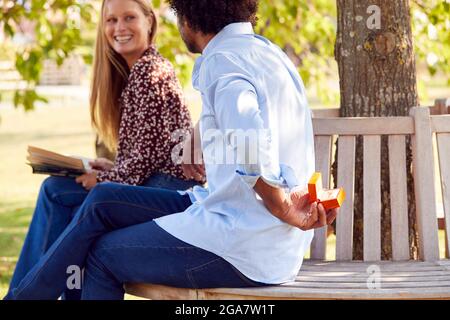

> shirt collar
[202,22,254,56]
[192,22,254,89]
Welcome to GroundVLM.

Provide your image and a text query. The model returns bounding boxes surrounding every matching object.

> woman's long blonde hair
[90,0,158,152]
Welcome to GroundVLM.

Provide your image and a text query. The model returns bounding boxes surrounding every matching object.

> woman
[8,0,202,299]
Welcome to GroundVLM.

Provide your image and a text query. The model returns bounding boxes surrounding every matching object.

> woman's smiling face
[104,0,151,67]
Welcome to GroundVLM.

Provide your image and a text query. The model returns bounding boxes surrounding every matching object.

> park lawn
[0,104,96,298]
[0,103,448,299]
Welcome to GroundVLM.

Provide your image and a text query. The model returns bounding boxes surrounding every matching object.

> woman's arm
[96,62,187,186]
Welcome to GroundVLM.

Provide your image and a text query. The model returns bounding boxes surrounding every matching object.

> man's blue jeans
[7,174,199,299]
[5,182,268,300]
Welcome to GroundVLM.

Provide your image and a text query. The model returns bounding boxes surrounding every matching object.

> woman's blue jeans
[7,173,198,299]
[5,182,268,300]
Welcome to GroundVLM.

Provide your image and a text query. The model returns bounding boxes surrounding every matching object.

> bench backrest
[309,100,450,262]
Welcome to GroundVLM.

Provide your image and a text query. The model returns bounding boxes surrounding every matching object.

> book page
[28,145,86,169]
[71,156,93,170]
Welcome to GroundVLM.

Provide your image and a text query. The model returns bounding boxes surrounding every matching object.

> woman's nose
[115,19,126,32]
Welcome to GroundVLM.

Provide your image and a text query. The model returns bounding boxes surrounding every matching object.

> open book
[27,145,92,178]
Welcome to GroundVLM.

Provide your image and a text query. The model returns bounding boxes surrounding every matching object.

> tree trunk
[334,0,419,260]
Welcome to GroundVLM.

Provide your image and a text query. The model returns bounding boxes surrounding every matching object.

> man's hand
[75,170,99,190]
[254,179,339,231]
[181,134,205,181]
[181,124,206,182]
[89,158,114,171]
[283,188,339,231]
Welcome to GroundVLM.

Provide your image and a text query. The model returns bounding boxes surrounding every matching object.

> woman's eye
[125,16,135,21]
[106,18,116,23]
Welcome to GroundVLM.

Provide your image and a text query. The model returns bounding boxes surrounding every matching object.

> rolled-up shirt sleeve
[202,53,290,189]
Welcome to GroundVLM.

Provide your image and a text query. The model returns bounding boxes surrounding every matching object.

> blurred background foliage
[0,0,449,110]
[0,0,96,110]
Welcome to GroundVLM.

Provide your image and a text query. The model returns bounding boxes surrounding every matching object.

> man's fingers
[306,202,318,228]
[326,208,339,225]
[182,164,204,181]
[311,202,318,221]
[192,172,204,182]
[317,203,327,226]
[195,164,206,176]
[183,164,206,182]
[192,164,205,177]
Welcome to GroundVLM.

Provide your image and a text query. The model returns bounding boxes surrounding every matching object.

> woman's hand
[282,188,339,231]
[89,158,114,171]
[75,170,99,191]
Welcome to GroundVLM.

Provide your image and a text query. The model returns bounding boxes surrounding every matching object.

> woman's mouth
[114,35,133,44]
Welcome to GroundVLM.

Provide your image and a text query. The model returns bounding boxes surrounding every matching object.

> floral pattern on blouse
[96,46,192,185]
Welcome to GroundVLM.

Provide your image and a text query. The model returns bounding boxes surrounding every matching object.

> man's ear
[179,15,194,32]
[177,15,186,29]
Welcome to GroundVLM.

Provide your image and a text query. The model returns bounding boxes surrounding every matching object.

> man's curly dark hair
[167,0,259,34]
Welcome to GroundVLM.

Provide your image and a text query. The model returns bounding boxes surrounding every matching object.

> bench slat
[125,283,198,300]
[310,135,332,260]
[363,135,381,261]
[281,281,450,289]
[388,135,410,261]
[313,117,414,135]
[436,133,450,258]
[197,286,450,300]
[295,273,450,283]
[295,270,450,281]
[410,107,440,261]
[126,282,450,300]
[336,136,355,261]
[300,261,450,272]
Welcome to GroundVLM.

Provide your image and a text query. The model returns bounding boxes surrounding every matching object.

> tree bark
[334,0,419,260]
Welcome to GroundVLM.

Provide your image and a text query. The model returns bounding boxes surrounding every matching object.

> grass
[0,104,96,298]
[0,82,449,299]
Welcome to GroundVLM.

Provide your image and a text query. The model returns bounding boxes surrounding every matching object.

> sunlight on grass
[0,104,96,297]
[0,98,203,298]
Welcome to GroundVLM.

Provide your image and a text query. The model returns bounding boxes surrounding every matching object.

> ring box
[308,172,345,210]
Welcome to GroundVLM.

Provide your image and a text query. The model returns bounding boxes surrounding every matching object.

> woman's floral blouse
[96,45,192,185]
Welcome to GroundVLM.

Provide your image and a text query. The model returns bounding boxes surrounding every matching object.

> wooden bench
[125,103,450,300]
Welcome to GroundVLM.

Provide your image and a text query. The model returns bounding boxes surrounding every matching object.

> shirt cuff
[236,163,299,190]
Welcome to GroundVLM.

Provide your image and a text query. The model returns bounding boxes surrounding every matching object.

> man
[5,0,338,300]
